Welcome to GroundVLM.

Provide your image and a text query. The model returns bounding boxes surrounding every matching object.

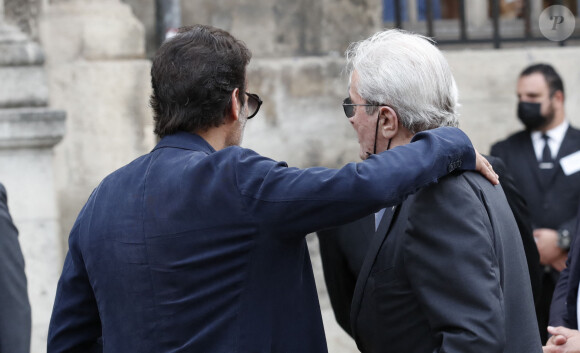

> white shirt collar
[375,208,386,231]
[530,120,569,160]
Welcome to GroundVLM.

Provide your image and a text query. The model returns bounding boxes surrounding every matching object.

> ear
[228,88,241,122]
[552,90,564,107]
[379,106,399,139]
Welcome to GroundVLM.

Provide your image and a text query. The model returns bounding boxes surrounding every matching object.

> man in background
[0,182,31,353]
[491,64,580,342]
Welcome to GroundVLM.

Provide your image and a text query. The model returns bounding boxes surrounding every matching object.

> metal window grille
[384,0,580,48]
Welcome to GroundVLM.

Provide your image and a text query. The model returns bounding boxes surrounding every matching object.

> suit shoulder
[491,130,528,151]
[460,171,499,194]
[417,171,497,204]
[415,171,474,200]
[567,125,580,139]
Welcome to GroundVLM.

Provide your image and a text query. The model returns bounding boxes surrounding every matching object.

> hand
[534,228,566,266]
[475,150,499,185]
[544,326,580,353]
[552,253,568,272]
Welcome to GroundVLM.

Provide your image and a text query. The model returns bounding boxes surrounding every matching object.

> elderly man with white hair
[320,29,542,353]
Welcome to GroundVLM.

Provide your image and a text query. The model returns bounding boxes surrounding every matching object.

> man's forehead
[517,73,549,95]
[518,73,548,91]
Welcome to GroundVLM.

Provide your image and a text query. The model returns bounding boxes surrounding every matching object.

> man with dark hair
[0,183,31,353]
[491,63,580,343]
[47,25,496,353]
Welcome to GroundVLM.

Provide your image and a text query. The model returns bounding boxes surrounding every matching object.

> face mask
[517,102,546,130]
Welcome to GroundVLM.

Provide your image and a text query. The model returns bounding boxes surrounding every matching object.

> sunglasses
[246,92,263,119]
[342,97,383,118]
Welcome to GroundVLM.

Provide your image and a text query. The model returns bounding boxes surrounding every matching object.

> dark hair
[150,25,252,137]
[520,63,564,98]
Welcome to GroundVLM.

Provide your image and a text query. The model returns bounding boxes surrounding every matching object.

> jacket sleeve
[487,155,541,304]
[316,215,374,336]
[550,208,580,329]
[237,126,476,236]
[404,175,505,353]
[559,216,578,244]
[48,209,103,353]
[549,240,573,328]
[0,185,31,353]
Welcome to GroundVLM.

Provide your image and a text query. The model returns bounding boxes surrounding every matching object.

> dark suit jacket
[550,203,580,328]
[48,128,476,353]
[317,157,540,336]
[318,214,374,335]
[487,155,541,302]
[490,126,580,244]
[0,183,31,353]
[350,171,541,353]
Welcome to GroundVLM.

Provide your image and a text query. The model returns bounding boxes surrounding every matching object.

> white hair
[345,29,459,133]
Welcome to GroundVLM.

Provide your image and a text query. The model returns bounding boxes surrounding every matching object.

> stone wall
[122,0,382,58]
[4,0,42,40]
[39,0,156,255]
[0,1,66,351]
[2,0,580,352]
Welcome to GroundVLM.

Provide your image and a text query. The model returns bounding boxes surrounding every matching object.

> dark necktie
[539,134,555,185]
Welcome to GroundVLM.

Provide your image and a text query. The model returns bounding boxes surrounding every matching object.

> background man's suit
[350,171,540,352]
[0,183,31,353]
[490,125,580,340]
[318,157,540,337]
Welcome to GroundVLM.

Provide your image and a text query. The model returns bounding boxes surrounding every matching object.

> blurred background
[1,0,579,352]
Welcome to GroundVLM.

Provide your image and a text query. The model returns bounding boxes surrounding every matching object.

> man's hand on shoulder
[475,150,499,185]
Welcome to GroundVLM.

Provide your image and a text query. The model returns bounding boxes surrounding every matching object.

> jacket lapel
[545,126,580,186]
[350,205,399,342]
[557,126,580,161]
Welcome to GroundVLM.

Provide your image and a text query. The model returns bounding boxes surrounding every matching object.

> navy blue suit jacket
[48,128,474,353]
[550,204,580,329]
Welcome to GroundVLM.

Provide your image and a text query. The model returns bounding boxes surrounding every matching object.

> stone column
[409,0,419,23]
[530,0,543,33]
[0,1,66,351]
[39,0,155,251]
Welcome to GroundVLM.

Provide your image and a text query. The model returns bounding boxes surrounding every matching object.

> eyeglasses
[246,92,262,119]
[342,97,382,118]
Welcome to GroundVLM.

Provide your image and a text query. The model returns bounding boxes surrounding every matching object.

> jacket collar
[350,204,400,344]
[152,131,216,154]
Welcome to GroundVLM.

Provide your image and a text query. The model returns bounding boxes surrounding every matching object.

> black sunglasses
[246,92,263,119]
[342,97,383,118]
